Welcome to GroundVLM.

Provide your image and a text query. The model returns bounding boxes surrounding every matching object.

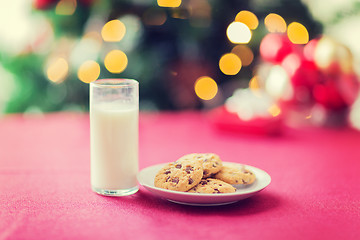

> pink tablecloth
[0,112,359,240]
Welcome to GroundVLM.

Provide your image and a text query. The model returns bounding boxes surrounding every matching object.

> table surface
[0,112,359,240]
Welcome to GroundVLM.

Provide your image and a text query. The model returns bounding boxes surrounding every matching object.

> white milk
[90,102,138,190]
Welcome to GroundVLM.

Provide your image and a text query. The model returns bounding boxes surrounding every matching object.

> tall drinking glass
[90,79,139,196]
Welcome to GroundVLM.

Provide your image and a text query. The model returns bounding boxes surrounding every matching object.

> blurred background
[1,0,360,130]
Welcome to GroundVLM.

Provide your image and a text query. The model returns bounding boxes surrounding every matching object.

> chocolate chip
[185,166,193,174]
[164,170,171,174]
[166,176,170,182]
[214,188,220,193]
[175,164,182,169]
[203,170,208,176]
[242,179,247,184]
[219,184,222,186]
[200,180,207,185]
[172,177,179,184]
[212,164,217,167]
[188,178,194,184]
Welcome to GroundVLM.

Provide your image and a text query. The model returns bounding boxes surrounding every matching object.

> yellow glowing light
[264,13,287,33]
[104,50,128,74]
[235,10,259,30]
[143,8,167,26]
[219,53,242,75]
[226,22,252,44]
[77,60,100,83]
[268,104,281,117]
[287,22,309,44]
[231,45,254,66]
[47,57,69,83]
[55,0,77,15]
[194,76,218,100]
[249,76,260,90]
[157,0,181,8]
[101,20,126,42]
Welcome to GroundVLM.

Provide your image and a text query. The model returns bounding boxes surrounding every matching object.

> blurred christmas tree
[0,0,323,114]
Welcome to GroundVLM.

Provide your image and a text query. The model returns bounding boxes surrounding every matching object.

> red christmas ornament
[281,52,320,88]
[279,52,320,105]
[310,36,359,109]
[313,78,347,110]
[259,33,295,63]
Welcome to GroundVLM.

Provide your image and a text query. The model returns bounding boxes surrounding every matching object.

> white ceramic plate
[137,162,271,206]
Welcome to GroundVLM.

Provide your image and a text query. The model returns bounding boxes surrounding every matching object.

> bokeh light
[235,10,258,30]
[265,65,292,100]
[219,53,242,75]
[55,0,77,15]
[46,57,69,83]
[101,20,126,42]
[194,76,218,100]
[287,22,309,44]
[268,104,281,117]
[157,0,181,8]
[231,45,254,66]
[104,50,128,73]
[225,88,275,121]
[264,13,287,33]
[314,37,354,73]
[77,60,100,83]
[259,33,293,63]
[143,8,167,26]
[303,38,318,62]
[226,22,252,44]
[281,53,301,77]
[249,76,260,90]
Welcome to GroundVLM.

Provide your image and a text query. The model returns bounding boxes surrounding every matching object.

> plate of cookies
[137,153,271,206]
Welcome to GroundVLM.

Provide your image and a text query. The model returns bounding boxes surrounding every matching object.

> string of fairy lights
[44,0,310,102]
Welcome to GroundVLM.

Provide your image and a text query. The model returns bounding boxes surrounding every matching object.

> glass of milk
[90,79,139,196]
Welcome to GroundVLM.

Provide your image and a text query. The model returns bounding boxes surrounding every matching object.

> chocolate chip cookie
[179,153,223,178]
[214,164,256,185]
[154,159,203,192]
[187,178,236,194]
